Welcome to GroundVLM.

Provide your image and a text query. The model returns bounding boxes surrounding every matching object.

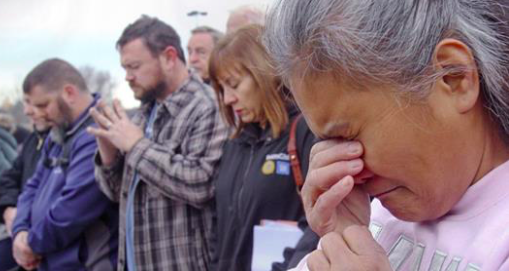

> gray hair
[191,26,224,45]
[264,0,509,137]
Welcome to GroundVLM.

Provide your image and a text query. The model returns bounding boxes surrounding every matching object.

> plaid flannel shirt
[95,74,228,271]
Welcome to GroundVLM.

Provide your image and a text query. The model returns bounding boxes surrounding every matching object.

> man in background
[187,26,224,84]
[11,58,118,271]
[0,115,17,271]
[0,95,51,271]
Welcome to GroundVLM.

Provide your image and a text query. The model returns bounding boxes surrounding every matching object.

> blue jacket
[12,96,118,271]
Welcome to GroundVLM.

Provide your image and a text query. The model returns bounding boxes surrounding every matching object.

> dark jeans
[0,237,17,271]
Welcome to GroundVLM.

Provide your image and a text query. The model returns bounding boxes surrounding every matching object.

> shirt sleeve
[25,134,114,254]
[94,151,125,203]
[12,158,45,237]
[125,104,228,209]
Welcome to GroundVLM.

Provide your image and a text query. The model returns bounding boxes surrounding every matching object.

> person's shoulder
[189,81,216,101]
[69,123,98,150]
[183,82,218,114]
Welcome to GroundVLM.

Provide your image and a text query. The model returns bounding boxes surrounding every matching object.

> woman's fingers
[308,250,331,271]
[305,176,355,236]
[309,140,363,170]
[306,158,364,192]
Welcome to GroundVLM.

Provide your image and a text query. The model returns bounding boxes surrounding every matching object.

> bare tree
[79,66,116,102]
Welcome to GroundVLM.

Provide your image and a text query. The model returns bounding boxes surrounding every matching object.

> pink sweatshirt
[291,160,509,271]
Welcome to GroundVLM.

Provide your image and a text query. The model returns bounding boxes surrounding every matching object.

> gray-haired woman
[264,0,509,270]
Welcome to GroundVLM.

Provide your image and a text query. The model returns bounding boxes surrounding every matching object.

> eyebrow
[121,61,139,68]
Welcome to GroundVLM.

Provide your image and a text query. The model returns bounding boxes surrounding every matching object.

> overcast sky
[0,0,275,108]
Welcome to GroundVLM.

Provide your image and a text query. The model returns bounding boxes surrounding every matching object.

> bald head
[226,5,265,34]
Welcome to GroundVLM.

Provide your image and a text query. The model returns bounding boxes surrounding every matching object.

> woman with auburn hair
[208,25,315,271]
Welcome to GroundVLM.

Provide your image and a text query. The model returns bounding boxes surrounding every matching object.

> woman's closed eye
[227,81,239,89]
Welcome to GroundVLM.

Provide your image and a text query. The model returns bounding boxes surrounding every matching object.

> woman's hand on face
[302,140,372,237]
[308,225,392,271]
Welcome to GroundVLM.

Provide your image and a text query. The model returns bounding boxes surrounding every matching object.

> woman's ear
[433,38,480,114]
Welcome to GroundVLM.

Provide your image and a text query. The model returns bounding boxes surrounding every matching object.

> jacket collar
[49,93,99,145]
[66,93,99,136]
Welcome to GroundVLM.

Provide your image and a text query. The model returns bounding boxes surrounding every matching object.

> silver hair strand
[264,0,509,137]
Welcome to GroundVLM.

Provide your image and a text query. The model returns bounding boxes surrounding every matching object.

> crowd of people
[1,0,509,270]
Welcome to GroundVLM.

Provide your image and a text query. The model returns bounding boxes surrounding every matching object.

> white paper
[251,223,304,271]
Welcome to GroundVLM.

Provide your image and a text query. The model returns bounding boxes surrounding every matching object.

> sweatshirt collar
[445,159,509,220]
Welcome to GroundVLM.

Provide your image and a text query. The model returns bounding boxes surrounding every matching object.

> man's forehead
[27,85,58,100]
[121,38,146,51]
[187,43,207,50]
[189,33,214,45]
[120,38,152,59]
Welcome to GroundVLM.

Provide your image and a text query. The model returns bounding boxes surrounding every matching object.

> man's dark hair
[23,58,88,94]
[117,15,186,64]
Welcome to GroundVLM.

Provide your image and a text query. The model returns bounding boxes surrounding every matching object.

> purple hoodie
[12,95,118,271]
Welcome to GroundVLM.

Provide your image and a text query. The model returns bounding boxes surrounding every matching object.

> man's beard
[50,97,74,144]
[133,80,167,104]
